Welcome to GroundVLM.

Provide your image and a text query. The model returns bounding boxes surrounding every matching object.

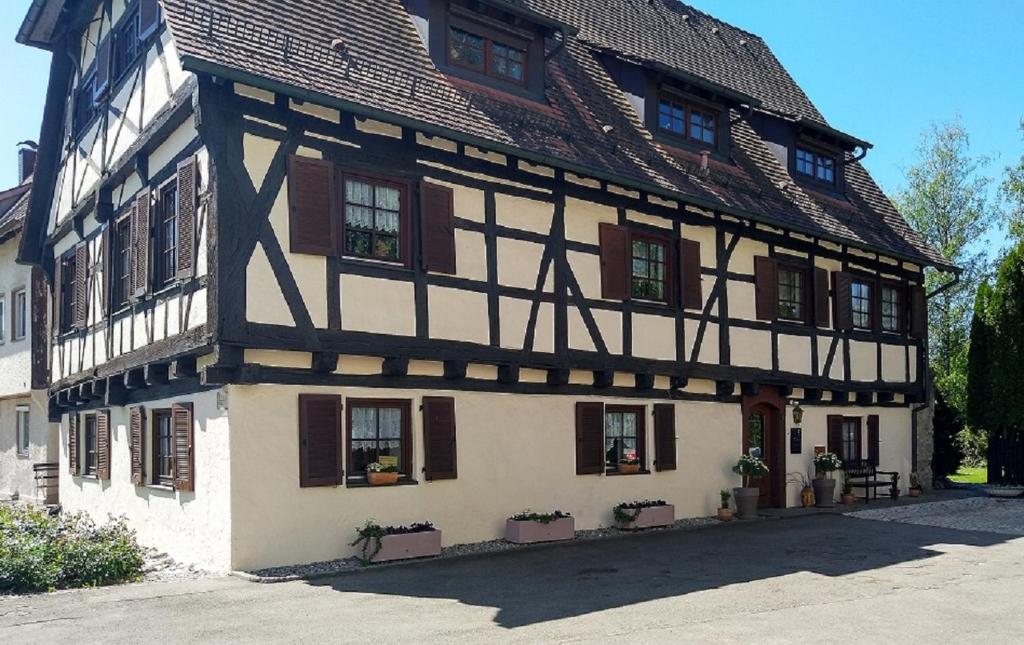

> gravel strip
[239,516,721,582]
[141,549,212,584]
[849,496,1024,536]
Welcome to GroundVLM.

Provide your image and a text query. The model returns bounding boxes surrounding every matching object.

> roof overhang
[478,0,579,37]
[17,0,67,49]
[788,113,872,153]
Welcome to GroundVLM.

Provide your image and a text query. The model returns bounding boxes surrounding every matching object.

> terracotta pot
[717,507,733,522]
[813,478,836,508]
[505,517,575,544]
[909,488,922,498]
[367,471,400,486]
[618,463,641,474]
[841,493,856,505]
[800,486,815,508]
[616,504,675,530]
[370,530,442,563]
[733,487,760,520]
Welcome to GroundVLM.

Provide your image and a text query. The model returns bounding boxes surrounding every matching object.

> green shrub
[0,505,145,594]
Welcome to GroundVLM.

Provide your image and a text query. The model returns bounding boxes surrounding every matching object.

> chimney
[17,141,37,183]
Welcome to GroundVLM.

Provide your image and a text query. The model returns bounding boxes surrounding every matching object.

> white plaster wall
[0,233,35,397]
[0,391,55,503]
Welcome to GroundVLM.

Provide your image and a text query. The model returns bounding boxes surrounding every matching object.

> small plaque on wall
[790,428,802,455]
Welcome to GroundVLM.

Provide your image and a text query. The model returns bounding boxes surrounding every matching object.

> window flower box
[352,521,441,564]
[613,500,674,530]
[505,511,574,544]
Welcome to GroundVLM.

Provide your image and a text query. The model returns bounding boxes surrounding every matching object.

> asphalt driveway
[3,509,1024,644]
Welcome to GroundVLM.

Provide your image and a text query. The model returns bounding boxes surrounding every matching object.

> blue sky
[1,0,1022,216]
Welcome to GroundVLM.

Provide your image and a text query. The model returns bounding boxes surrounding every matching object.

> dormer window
[448,25,526,84]
[657,96,718,146]
[796,147,836,186]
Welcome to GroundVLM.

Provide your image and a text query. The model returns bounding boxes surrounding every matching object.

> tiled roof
[0,179,30,242]
[161,0,950,269]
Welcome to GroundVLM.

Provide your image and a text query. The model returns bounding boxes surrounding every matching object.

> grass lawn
[949,466,988,484]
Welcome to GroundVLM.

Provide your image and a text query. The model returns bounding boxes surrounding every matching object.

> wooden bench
[844,460,898,503]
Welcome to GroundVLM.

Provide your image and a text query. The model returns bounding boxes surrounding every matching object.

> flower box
[505,517,575,544]
[370,529,442,563]
[615,504,675,530]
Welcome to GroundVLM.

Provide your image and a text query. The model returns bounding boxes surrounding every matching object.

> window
[73,75,97,137]
[631,236,668,302]
[59,251,77,334]
[447,24,527,85]
[343,176,406,263]
[83,414,98,476]
[851,279,873,330]
[0,296,6,343]
[658,97,717,146]
[112,216,132,309]
[112,9,141,81]
[842,418,862,462]
[12,289,26,341]
[881,285,902,333]
[155,182,178,288]
[795,147,837,186]
[152,409,174,486]
[748,412,765,460]
[346,400,411,481]
[777,266,805,322]
[605,406,644,473]
[16,406,29,457]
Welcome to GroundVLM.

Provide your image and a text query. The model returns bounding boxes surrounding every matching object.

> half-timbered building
[17,0,956,571]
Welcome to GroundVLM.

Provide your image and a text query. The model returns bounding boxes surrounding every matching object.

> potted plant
[618,451,641,474]
[717,490,733,522]
[908,472,923,497]
[812,452,842,508]
[787,472,815,508]
[890,472,901,500]
[614,500,674,530]
[506,510,575,544]
[732,454,769,519]
[366,462,400,486]
[351,520,441,564]
[841,473,856,505]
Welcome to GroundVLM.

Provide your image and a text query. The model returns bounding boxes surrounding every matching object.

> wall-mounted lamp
[790,400,804,425]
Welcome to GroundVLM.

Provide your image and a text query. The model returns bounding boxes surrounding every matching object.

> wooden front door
[743,387,786,508]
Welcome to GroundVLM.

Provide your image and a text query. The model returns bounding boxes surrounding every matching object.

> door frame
[741,386,787,508]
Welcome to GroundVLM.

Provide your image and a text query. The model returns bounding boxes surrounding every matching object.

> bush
[0,505,145,594]
[932,391,965,483]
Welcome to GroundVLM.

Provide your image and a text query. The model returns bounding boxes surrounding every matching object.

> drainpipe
[544,28,568,62]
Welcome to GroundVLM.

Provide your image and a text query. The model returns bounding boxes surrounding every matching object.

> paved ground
[851,496,1024,535]
[3,504,1024,644]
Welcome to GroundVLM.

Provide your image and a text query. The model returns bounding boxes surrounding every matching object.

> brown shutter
[287,156,336,256]
[420,181,457,274]
[53,257,62,333]
[653,403,677,471]
[100,226,111,317]
[73,243,88,329]
[422,396,458,480]
[96,410,111,480]
[909,285,927,339]
[93,36,111,101]
[599,223,630,300]
[132,190,151,300]
[68,412,79,476]
[814,267,830,327]
[298,394,343,487]
[139,0,161,40]
[129,406,145,485]
[754,256,777,321]
[827,415,843,459]
[833,272,854,332]
[679,239,702,310]
[575,402,605,475]
[867,415,880,467]
[176,156,198,279]
[171,402,195,492]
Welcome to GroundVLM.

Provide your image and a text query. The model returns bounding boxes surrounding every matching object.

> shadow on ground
[310,514,1014,629]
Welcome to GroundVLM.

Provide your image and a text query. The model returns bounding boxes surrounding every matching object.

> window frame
[12,288,26,341]
[151,408,174,487]
[794,145,838,188]
[445,13,531,89]
[656,93,720,149]
[111,6,143,84]
[154,179,179,290]
[775,259,810,324]
[338,169,413,267]
[16,405,29,457]
[880,281,905,334]
[850,277,874,331]
[112,213,133,311]
[0,294,6,344]
[604,404,647,475]
[83,413,98,476]
[841,417,862,463]
[72,71,98,138]
[630,231,673,304]
[344,398,414,484]
[58,249,78,335]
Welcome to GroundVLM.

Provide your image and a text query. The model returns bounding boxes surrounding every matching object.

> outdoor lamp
[791,401,804,425]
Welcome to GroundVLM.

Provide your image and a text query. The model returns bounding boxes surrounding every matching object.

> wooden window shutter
[129,406,145,485]
[93,36,112,102]
[139,0,161,40]
[176,156,198,279]
[599,223,630,300]
[298,394,343,487]
[753,256,777,321]
[575,402,605,475]
[100,226,111,317]
[827,415,843,457]
[833,272,854,332]
[52,258,62,334]
[678,239,703,310]
[132,190,151,300]
[287,156,336,256]
[909,285,927,339]
[96,410,111,480]
[813,267,830,327]
[73,243,88,329]
[419,181,456,274]
[867,415,880,467]
[68,412,79,476]
[653,403,677,471]
[422,396,458,480]
[171,402,195,492]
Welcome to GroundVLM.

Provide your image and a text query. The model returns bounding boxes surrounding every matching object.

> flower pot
[717,507,733,522]
[370,530,442,563]
[505,517,575,544]
[618,463,641,474]
[800,486,815,508]
[733,487,760,520]
[367,471,400,486]
[616,504,675,530]
[812,478,836,508]
[841,493,856,506]
[909,488,922,498]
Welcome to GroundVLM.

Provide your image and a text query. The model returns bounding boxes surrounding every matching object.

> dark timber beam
[778,385,794,398]
[105,377,129,406]
[56,389,70,407]
[145,364,170,387]
[311,352,339,374]
[804,388,822,403]
[594,369,614,389]
[831,390,850,404]
[855,391,874,406]
[124,368,146,390]
[877,391,895,404]
[670,375,689,390]
[635,373,655,391]
[172,355,200,379]
[382,357,409,378]
[78,382,95,401]
[716,380,735,398]
[547,368,569,387]
[66,387,83,405]
[497,364,520,384]
[741,382,761,397]
[48,397,63,423]
[443,360,468,380]
[202,366,239,386]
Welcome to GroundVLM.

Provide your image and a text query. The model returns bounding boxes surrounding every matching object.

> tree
[1001,120,1024,242]
[931,390,964,482]
[896,119,997,416]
